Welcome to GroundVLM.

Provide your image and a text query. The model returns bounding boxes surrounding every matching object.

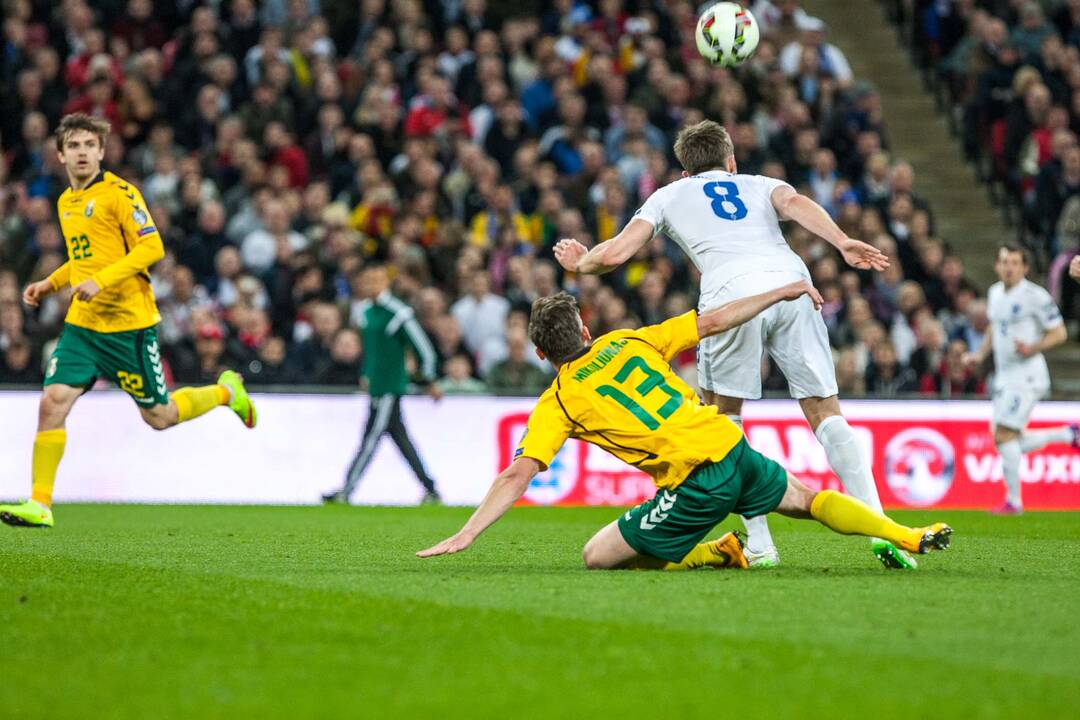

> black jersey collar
[562,342,593,365]
[71,170,106,193]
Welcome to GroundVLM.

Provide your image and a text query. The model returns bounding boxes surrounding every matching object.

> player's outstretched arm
[554,218,654,275]
[771,186,889,272]
[416,457,541,558]
[696,280,823,339]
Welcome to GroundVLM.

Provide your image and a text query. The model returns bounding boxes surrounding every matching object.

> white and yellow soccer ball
[695,2,760,67]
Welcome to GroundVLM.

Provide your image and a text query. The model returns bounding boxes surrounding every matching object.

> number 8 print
[703,181,748,220]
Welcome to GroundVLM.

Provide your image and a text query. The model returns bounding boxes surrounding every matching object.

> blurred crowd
[0,0,988,397]
[902,0,1080,322]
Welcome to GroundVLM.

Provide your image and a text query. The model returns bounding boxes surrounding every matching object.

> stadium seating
[888,0,1080,324]
[0,0,984,397]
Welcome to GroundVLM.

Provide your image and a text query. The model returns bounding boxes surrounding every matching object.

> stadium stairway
[811,1,1080,395]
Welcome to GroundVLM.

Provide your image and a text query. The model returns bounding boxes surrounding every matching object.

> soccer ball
[695,2,760,68]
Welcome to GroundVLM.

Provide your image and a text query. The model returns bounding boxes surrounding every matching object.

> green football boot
[218,370,257,428]
[0,500,54,528]
[872,538,919,570]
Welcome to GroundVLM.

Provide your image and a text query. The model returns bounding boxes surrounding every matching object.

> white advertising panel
[1,392,1078,509]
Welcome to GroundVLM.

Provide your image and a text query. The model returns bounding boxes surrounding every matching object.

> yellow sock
[31,429,66,507]
[810,490,921,551]
[173,385,230,423]
[662,541,719,571]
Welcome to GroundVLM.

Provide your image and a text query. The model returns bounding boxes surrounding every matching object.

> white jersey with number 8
[633,170,837,399]
[634,170,811,300]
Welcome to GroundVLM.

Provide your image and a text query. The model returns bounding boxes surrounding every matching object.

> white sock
[724,414,776,553]
[1018,427,1074,453]
[741,514,775,554]
[997,439,1023,507]
[814,415,883,513]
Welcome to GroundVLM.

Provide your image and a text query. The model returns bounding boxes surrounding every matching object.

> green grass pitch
[2,505,1079,718]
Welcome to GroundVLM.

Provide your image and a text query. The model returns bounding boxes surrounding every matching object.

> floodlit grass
[2,505,1078,718]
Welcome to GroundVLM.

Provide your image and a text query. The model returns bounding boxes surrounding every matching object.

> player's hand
[839,238,890,272]
[777,280,823,310]
[428,383,444,402]
[22,280,54,307]
[554,238,588,272]
[73,278,102,302]
[961,352,981,370]
[1014,339,1037,358]
[1070,255,1080,281]
[416,530,475,558]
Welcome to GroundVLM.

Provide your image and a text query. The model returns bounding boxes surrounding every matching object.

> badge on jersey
[84,200,95,217]
[133,207,148,226]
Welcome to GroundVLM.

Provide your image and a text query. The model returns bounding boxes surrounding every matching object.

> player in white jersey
[555,120,916,569]
[963,245,1078,514]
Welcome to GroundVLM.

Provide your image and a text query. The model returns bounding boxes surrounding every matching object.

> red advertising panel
[499,405,1080,510]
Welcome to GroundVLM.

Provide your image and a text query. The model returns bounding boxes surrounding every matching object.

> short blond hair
[673,120,734,175]
[55,113,111,151]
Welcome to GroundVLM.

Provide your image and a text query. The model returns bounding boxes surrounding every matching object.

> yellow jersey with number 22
[514,311,743,490]
[51,170,163,333]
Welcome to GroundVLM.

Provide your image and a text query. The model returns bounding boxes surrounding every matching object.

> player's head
[528,292,591,366]
[358,263,390,299]
[674,120,736,176]
[994,243,1029,286]
[55,113,108,182]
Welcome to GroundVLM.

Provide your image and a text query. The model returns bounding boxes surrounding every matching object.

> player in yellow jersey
[418,284,952,569]
[0,114,257,529]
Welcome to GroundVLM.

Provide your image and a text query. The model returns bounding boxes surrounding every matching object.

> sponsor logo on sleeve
[137,226,157,236]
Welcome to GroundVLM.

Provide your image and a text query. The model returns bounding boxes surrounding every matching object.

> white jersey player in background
[963,245,1078,514]
[555,120,915,569]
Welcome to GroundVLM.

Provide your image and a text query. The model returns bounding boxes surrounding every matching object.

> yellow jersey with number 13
[50,170,163,333]
[514,311,743,490]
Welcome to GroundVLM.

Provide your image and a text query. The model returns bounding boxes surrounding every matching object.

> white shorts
[697,272,838,400]
[991,385,1047,431]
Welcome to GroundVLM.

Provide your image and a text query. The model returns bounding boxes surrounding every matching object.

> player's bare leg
[582,519,747,571]
[582,521,645,569]
[774,472,952,555]
[702,390,777,567]
[139,401,180,430]
[0,384,82,528]
[139,371,257,431]
[799,395,917,569]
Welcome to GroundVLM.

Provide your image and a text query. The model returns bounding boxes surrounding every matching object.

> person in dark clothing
[864,340,918,397]
[241,336,296,386]
[0,338,42,384]
[317,327,363,386]
[324,265,442,504]
[485,328,550,394]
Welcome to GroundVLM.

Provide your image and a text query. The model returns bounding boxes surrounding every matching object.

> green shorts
[618,438,788,562]
[45,323,169,406]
